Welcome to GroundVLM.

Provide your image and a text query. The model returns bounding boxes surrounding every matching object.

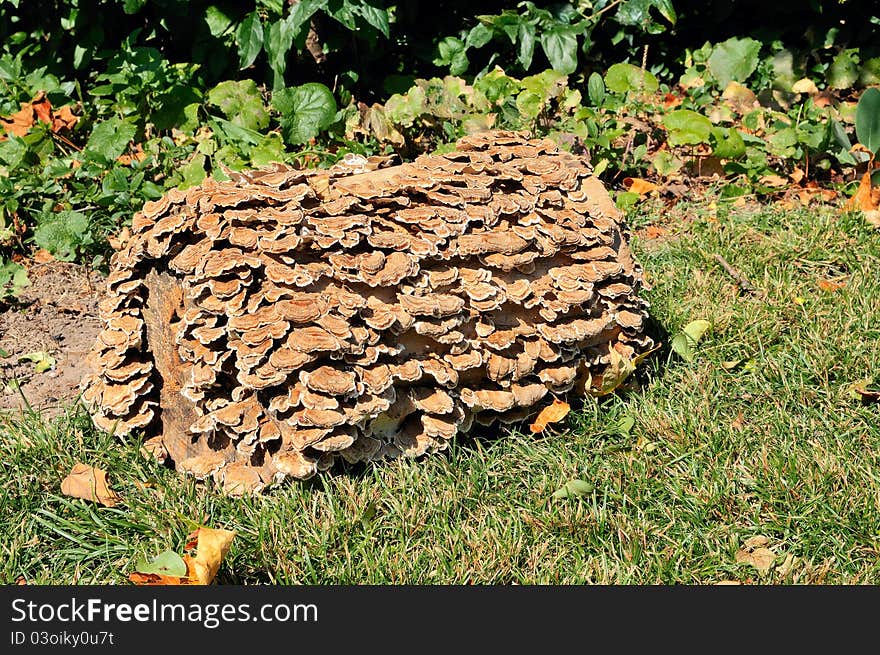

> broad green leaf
[860,58,880,87]
[610,415,635,436]
[33,210,92,262]
[0,136,28,169]
[855,87,880,155]
[466,23,493,50]
[517,22,536,70]
[663,109,712,146]
[540,25,579,75]
[587,72,605,106]
[204,5,234,37]
[710,126,746,159]
[134,550,188,577]
[85,118,136,162]
[671,320,711,362]
[122,0,146,14]
[250,133,286,167]
[353,3,390,38]
[207,79,269,131]
[273,83,337,144]
[708,37,761,88]
[516,90,544,120]
[474,69,521,105]
[615,0,676,27]
[604,62,658,94]
[179,153,207,190]
[828,49,859,90]
[434,37,468,76]
[551,479,594,499]
[236,12,264,70]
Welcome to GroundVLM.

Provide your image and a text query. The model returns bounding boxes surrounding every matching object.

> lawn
[2,196,879,584]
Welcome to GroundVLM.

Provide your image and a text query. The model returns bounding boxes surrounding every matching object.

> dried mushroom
[82,130,654,494]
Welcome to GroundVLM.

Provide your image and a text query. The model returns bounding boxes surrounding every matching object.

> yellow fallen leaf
[60,463,120,507]
[735,546,775,573]
[184,527,237,585]
[529,399,571,433]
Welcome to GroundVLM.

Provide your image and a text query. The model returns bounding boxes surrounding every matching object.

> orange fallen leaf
[844,168,879,213]
[128,526,236,586]
[623,177,660,197]
[529,399,571,433]
[60,463,121,507]
[31,92,52,125]
[0,105,36,139]
[643,225,669,239]
[662,92,682,109]
[818,277,848,292]
[52,104,79,132]
[117,144,146,166]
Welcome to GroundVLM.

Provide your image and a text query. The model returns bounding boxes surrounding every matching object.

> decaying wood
[81,130,654,494]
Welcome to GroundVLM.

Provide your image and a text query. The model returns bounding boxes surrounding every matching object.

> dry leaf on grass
[623,177,660,197]
[817,277,848,292]
[128,526,236,586]
[529,399,570,433]
[184,527,237,585]
[61,463,120,507]
[735,535,775,573]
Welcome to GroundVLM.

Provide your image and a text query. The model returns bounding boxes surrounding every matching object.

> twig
[712,254,767,299]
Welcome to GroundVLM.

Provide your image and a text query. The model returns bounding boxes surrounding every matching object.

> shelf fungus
[81,130,654,495]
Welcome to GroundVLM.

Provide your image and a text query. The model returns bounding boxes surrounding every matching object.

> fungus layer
[82,131,654,494]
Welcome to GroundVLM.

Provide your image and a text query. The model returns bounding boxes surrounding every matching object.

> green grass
[2,199,880,584]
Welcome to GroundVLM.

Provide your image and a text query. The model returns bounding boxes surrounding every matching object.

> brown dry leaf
[736,535,775,573]
[60,463,121,507]
[731,411,745,431]
[128,571,188,586]
[844,168,879,213]
[865,210,880,228]
[789,167,806,185]
[722,81,759,114]
[529,399,571,433]
[31,93,52,125]
[792,78,819,95]
[662,92,683,109]
[52,105,78,132]
[623,177,660,197]
[32,249,56,264]
[759,174,788,188]
[853,386,880,404]
[642,225,670,240]
[714,580,742,585]
[0,105,36,139]
[184,527,237,585]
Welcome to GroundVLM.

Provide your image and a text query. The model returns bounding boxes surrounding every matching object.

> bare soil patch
[0,261,102,416]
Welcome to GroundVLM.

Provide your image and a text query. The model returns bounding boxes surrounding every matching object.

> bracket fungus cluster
[82,130,654,494]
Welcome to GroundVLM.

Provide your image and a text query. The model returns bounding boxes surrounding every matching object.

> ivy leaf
[273,83,337,144]
[85,117,136,162]
[236,12,264,70]
[708,37,761,88]
[664,109,712,146]
[207,79,269,131]
[540,25,579,75]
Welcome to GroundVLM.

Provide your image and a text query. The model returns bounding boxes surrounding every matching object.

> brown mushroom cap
[82,129,653,493]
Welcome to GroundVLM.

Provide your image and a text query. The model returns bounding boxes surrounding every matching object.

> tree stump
[81,130,654,494]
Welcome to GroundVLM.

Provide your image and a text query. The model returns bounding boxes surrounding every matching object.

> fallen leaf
[0,105,36,139]
[32,249,55,264]
[792,78,819,95]
[671,320,712,362]
[736,546,775,573]
[848,378,880,404]
[184,527,237,585]
[817,277,848,292]
[60,463,120,507]
[551,479,594,499]
[623,177,660,197]
[128,571,188,586]
[134,550,188,577]
[31,93,52,125]
[642,225,670,239]
[714,580,742,585]
[117,144,147,166]
[744,535,769,549]
[722,81,758,114]
[759,174,788,188]
[592,344,636,396]
[731,411,745,431]
[844,168,879,212]
[529,399,571,433]
[789,167,806,185]
[52,105,78,132]
[19,351,56,373]
[662,92,683,109]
